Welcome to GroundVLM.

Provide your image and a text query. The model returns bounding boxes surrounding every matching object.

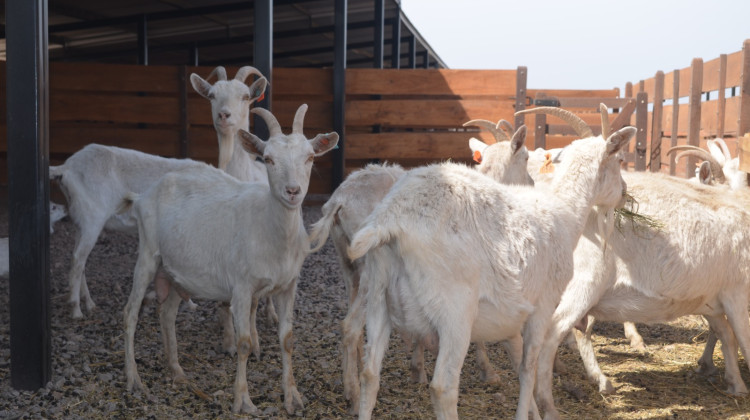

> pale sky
[400,0,750,91]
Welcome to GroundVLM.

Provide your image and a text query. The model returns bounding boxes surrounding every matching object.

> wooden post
[670,69,680,176]
[534,114,546,150]
[6,0,51,390]
[514,66,527,130]
[686,58,703,177]
[634,91,648,171]
[638,80,645,92]
[717,54,727,139]
[650,71,664,172]
[739,39,750,138]
[625,82,633,98]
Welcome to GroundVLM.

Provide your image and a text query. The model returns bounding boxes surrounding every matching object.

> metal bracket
[533,97,561,107]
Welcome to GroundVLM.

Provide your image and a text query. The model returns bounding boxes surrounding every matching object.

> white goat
[53,66,266,320]
[520,110,750,419]
[347,126,634,420]
[190,65,275,355]
[0,202,67,279]
[307,122,532,413]
[122,104,339,415]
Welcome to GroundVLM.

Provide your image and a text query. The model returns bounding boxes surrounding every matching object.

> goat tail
[308,202,341,253]
[347,222,391,262]
[117,192,140,215]
[49,165,63,180]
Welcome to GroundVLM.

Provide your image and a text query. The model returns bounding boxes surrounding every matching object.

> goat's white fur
[308,125,533,414]
[347,128,633,420]
[534,171,750,419]
[50,145,208,318]
[190,66,274,356]
[122,104,339,415]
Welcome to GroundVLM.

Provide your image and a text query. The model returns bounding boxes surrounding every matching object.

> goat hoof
[70,306,84,319]
[481,371,502,384]
[284,388,304,414]
[172,373,188,385]
[232,394,258,415]
[598,378,614,394]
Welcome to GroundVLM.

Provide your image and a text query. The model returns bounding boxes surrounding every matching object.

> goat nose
[286,186,301,196]
[218,111,231,120]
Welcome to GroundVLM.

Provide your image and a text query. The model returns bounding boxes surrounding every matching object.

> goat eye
[242,94,251,101]
[264,157,274,165]
[208,93,215,100]
[306,155,314,163]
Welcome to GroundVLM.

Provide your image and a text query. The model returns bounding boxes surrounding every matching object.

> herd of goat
[21,65,750,419]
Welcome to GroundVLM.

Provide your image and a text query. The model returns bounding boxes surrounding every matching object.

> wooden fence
[1,40,749,195]
[622,38,750,177]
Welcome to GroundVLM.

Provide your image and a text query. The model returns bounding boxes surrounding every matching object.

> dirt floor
[1,204,750,419]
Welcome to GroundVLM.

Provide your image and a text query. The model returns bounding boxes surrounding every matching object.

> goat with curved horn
[463,119,512,142]
[235,66,264,83]
[599,103,611,138]
[666,145,726,184]
[515,106,594,139]
[251,107,283,137]
[207,66,228,82]
[292,104,308,134]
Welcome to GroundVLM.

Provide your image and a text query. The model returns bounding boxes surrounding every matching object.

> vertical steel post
[253,0,273,140]
[390,5,400,69]
[373,0,384,69]
[332,0,347,188]
[6,0,51,390]
[408,36,416,69]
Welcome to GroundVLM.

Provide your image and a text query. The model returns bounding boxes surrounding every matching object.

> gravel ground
[1,204,750,419]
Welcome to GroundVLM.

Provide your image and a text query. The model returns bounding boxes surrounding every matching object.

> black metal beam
[253,0,272,140]
[390,5,401,68]
[373,0,384,69]
[408,36,416,69]
[332,0,347,189]
[422,50,429,69]
[6,0,51,391]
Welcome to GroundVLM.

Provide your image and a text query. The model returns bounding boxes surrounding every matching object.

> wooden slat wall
[627,38,750,178]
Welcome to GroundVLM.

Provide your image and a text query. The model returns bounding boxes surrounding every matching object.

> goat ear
[510,125,527,154]
[248,77,268,103]
[238,129,266,158]
[605,126,636,156]
[698,161,712,184]
[310,132,339,156]
[190,74,213,99]
[468,138,488,154]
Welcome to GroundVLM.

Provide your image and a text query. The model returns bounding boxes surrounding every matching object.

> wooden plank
[670,68,680,175]
[51,92,180,125]
[625,82,633,98]
[739,39,750,137]
[345,99,516,128]
[515,66,528,130]
[527,88,620,99]
[178,66,189,158]
[608,98,637,133]
[717,54,728,138]
[634,92,648,171]
[556,97,632,109]
[739,134,750,172]
[534,114,546,150]
[687,58,703,176]
[650,72,664,172]
[346,68,518,96]
[347,131,484,160]
[50,61,180,93]
[274,67,333,96]
[46,126,181,157]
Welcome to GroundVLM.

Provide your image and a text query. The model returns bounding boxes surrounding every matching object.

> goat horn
[599,103,611,137]
[292,104,309,134]
[235,66,264,83]
[463,119,510,142]
[515,107,594,138]
[714,137,732,160]
[251,107,282,137]
[668,147,726,184]
[497,120,514,138]
[207,66,227,82]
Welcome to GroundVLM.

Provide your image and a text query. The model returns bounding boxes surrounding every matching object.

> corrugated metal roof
[0,0,447,68]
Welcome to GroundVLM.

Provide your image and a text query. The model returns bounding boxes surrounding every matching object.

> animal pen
[4,0,750,417]
[2,44,749,195]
